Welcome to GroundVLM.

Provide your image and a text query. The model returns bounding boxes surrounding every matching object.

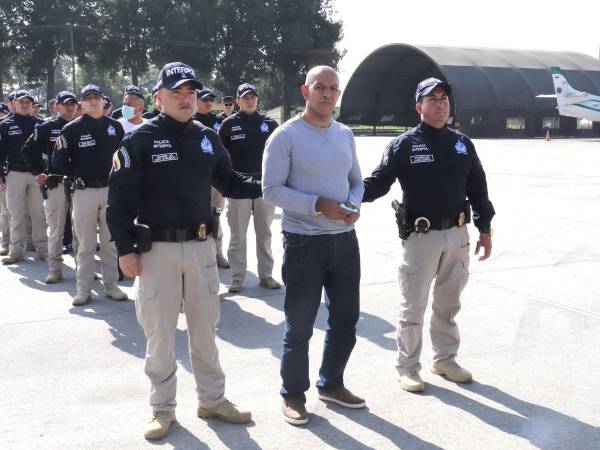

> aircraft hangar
[339,44,600,137]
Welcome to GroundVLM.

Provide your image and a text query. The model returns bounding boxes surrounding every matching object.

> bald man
[263,66,366,425]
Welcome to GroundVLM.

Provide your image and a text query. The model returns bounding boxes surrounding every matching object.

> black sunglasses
[224,102,233,106]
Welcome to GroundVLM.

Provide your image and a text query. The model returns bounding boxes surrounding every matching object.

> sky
[334,0,600,90]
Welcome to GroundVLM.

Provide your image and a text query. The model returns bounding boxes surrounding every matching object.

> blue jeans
[280,230,361,399]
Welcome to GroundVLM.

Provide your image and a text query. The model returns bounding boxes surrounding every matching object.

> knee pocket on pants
[204,261,220,294]
[399,263,420,296]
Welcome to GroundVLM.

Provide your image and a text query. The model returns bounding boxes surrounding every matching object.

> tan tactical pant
[72,187,118,295]
[44,185,68,272]
[135,239,226,412]
[210,187,225,257]
[0,185,9,249]
[397,226,470,372]
[226,197,274,283]
[5,171,47,257]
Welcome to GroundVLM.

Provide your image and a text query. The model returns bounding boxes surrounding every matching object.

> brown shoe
[432,360,473,383]
[282,397,308,425]
[228,280,243,293]
[216,254,230,268]
[259,277,282,289]
[0,247,8,256]
[44,271,63,284]
[144,410,176,440]
[197,399,251,423]
[318,386,366,409]
[2,254,24,265]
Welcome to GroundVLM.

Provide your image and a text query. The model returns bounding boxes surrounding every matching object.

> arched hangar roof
[339,44,600,126]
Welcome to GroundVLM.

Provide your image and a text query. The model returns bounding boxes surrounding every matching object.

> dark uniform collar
[159,112,194,135]
[417,121,448,136]
[239,110,260,121]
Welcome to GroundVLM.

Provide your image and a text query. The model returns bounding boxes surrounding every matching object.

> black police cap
[0,102,9,114]
[157,62,203,91]
[124,84,144,99]
[103,95,112,109]
[56,91,77,105]
[14,90,34,102]
[197,87,215,100]
[222,96,234,103]
[237,83,258,98]
[80,84,104,100]
[415,77,452,102]
[8,91,16,101]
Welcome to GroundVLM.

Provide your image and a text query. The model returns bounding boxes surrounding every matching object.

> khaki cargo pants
[44,184,68,272]
[226,197,274,283]
[5,171,47,257]
[397,226,470,372]
[135,238,226,412]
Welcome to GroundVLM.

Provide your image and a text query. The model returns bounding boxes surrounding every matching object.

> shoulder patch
[112,146,130,172]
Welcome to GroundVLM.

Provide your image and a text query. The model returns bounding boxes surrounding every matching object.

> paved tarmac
[1,137,599,449]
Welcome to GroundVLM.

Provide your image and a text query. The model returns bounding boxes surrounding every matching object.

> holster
[391,200,411,240]
[210,207,221,239]
[134,223,152,254]
[46,176,60,190]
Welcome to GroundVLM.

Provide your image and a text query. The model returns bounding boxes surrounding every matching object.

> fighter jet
[537,67,600,121]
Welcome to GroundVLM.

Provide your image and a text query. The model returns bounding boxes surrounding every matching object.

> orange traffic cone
[545,129,551,141]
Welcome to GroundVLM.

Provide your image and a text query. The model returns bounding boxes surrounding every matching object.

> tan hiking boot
[216,254,230,268]
[228,280,243,293]
[44,271,62,284]
[0,247,8,256]
[432,360,473,383]
[144,410,176,440]
[72,293,91,306]
[104,287,128,301]
[397,368,425,392]
[2,254,24,265]
[197,399,251,423]
[259,277,282,289]
[282,397,308,426]
[318,386,366,408]
[36,251,48,260]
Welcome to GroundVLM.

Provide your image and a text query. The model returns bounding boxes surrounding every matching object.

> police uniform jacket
[363,122,495,232]
[22,116,70,176]
[193,112,222,133]
[0,113,44,171]
[218,111,278,182]
[52,114,125,182]
[107,113,262,256]
[142,108,160,120]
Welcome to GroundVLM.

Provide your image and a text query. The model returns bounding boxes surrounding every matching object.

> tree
[13,1,96,102]
[0,0,19,100]
[264,0,344,120]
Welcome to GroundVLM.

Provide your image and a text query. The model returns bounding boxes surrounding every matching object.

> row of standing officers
[0,62,494,440]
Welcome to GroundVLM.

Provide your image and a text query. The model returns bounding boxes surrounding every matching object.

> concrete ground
[1,137,599,450]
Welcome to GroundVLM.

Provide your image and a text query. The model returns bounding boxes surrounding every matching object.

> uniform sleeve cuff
[115,240,136,257]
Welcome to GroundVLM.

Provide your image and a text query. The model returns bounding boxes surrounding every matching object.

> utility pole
[69,25,76,93]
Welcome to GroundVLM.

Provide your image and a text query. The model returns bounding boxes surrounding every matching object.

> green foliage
[2,0,344,114]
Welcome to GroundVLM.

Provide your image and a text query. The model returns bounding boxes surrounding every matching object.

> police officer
[218,83,281,292]
[363,78,495,392]
[22,91,78,283]
[52,84,128,306]
[194,87,229,268]
[0,102,12,254]
[107,62,255,440]
[217,95,235,120]
[0,90,47,264]
[32,100,42,118]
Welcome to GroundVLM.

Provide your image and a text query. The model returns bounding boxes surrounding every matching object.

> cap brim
[164,79,203,90]
[238,89,258,98]
[59,98,78,105]
[419,82,452,100]
[81,91,103,100]
[15,95,34,102]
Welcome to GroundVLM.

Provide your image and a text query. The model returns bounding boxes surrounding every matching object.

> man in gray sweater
[262,66,366,426]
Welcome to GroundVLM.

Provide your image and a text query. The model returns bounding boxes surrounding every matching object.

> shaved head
[305,66,339,86]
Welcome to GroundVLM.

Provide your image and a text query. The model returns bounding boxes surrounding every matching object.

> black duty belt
[8,164,30,172]
[83,179,109,188]
[150,224,212,242]
[410,209,470,235]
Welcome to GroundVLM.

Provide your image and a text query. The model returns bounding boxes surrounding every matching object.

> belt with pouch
[150,224,213,242]
[83,179,109,188]
[8,163,29,172]
[410,203,471,235]
[46,175,63,189]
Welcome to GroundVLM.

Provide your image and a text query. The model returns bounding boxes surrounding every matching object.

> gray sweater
[262,114,363,235]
